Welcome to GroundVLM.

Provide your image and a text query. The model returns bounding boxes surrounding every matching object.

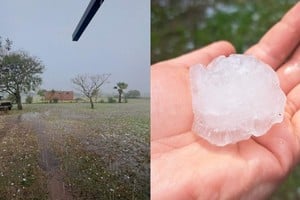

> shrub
[107,97,116,103]
[26,96,33,104]
[75,98,83,103]
[125,90,141,98]
[99,99,105,103]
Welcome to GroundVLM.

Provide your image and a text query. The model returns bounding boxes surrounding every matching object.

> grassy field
[0,99,149,199]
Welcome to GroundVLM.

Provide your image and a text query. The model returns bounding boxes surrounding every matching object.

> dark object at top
[72,0,104,41]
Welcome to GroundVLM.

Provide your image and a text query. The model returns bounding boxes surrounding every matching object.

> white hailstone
[190,54,286,146]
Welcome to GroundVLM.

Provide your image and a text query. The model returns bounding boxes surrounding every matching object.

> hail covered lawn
[0,99,150,199]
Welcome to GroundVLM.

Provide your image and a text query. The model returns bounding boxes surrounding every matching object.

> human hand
[151,2,300,200]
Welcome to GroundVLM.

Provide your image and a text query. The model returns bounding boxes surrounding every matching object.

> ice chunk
[190,54,286,146]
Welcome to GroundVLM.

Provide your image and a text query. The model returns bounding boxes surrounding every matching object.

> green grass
[271,165,300,199]
[0,99,149,199]
[47,99,150,199]
[0,115,47,199]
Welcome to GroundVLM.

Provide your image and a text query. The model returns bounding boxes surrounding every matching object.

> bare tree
[71,74,110,109]
[91,88,100,102]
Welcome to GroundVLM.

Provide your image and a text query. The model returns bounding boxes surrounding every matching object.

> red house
[45,91,74,102]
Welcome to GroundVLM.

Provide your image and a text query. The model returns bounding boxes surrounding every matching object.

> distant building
[45,91,74,102]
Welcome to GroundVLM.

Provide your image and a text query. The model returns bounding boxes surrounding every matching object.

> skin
[151,2,300,200]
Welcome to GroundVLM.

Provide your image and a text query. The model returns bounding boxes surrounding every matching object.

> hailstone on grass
[190,54,286,146]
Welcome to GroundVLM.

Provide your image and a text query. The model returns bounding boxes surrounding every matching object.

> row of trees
[0,37,141,110]
[71,74,139,109]
[36,87,141,104]
[125,89,141,99]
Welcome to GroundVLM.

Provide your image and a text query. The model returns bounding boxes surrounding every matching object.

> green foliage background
[152,0,300,199]
[152,0,298,63]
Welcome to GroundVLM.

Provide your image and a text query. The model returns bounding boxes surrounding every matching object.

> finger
[286,83,300,118]
[288,83,300,145]
[151,63,193,140]
[151,41,235,141]
[245,2,300,69]
[168,40,236,67]
[293,110,300,142]
[277,45,300,94]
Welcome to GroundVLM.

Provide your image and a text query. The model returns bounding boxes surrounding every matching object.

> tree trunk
[15,92,22,110]
[89,97,94,109]
[118,92,122,103]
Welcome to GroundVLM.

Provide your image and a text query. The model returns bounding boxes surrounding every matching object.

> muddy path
[20,111,72,200]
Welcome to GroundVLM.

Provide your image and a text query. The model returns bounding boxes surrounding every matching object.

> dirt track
[21,111,72,200]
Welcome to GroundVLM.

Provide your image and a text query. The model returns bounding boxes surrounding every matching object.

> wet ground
[0,100,150,199]
[21,112,72,200]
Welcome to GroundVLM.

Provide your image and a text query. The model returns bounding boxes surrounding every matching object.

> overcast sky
[0,0,150,96]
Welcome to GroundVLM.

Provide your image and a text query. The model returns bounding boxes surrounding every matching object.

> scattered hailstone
[190,54,286,146]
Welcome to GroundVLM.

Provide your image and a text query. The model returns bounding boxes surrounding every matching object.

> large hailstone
[190,54,286,146]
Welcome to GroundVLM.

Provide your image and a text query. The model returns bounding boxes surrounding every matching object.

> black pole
[72,0,104,41]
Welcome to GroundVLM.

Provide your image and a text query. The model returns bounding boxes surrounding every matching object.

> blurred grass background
[151,0,298,63]
[152,0,300,199]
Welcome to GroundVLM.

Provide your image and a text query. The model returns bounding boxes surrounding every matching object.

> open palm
[151,3,300,200]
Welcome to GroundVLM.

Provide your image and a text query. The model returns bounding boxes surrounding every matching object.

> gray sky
[0,0,150,96]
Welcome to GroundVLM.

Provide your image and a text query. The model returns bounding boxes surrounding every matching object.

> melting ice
[190,54,286,146]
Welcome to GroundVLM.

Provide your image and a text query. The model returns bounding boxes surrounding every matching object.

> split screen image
[1,1,300,199]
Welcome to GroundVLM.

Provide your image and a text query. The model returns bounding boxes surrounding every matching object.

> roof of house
[44,91,74,100]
